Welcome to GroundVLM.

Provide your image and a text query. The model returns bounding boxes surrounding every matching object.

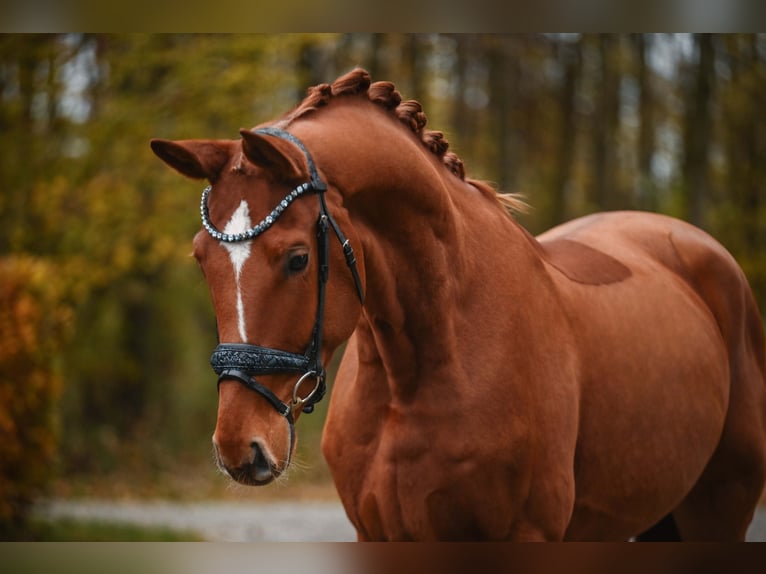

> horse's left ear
[239,128,307,182]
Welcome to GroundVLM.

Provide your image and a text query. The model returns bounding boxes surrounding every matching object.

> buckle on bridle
[291,371,325,414]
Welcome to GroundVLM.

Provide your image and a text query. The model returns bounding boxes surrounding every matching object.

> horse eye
[288,252,309,273]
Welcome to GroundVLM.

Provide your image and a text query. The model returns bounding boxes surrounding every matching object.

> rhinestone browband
[200,182,315,243]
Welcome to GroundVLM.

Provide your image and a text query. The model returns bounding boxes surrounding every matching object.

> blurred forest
[1,34,765,506]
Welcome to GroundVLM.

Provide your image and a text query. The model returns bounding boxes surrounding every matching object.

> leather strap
[217,368,294,421]
[211,343,309,376]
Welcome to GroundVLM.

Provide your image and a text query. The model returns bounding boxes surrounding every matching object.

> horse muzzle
[209,348,324,487]
[212,378,295,487]
[212,435,284,486]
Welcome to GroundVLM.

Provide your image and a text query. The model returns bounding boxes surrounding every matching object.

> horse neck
[292,103,547,398]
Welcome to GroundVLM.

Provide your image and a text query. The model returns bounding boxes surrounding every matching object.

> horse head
[151,127,365,485]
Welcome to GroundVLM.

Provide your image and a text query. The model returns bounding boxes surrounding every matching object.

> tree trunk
[741,35,762,254]
[451,34,471,147]
[487,36,511,191]
[550,36,581,226]
[682,33,715,229]
[404,34,428,107]
[634,33,657,211]
[590,34,621,211]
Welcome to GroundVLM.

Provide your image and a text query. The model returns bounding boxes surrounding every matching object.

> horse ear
[239,129,307,182]
[150,139,232,181]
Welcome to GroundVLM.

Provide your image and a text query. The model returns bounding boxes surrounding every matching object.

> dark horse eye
[288,252,309,273]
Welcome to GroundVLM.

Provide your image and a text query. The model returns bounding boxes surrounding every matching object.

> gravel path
[35,499,766,541]
[36,499,356,542]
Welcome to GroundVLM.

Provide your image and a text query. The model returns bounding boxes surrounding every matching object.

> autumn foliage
[0,257,71,532]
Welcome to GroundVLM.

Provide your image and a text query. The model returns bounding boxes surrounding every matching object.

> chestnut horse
[151,68,766,541]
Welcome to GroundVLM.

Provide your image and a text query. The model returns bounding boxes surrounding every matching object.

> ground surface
[35,499,356,541]
[34,499,766,541]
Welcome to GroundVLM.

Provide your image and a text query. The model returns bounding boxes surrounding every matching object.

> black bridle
[202,127,364,450]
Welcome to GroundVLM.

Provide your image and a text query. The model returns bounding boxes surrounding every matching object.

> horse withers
[151,68,766,540]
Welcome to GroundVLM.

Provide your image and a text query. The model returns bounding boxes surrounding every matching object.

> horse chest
[326,405,529,540]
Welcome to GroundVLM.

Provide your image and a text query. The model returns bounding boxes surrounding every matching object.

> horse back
[538,210,764,375]
[538,211,766,539]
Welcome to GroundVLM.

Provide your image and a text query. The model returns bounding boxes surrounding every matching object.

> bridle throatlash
[202,127,364,450]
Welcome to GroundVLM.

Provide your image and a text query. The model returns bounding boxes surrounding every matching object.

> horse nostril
[250,440,271,477]
[251,440,263,460]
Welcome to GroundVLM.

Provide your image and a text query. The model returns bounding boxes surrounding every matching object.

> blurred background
[1,33,765,538]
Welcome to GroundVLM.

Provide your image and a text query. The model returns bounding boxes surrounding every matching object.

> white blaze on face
[221,200,252,342]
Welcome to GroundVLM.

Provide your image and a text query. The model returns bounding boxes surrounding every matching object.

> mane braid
[279,68,526,216]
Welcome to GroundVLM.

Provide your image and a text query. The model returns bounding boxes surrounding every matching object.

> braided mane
[279,68,525,215]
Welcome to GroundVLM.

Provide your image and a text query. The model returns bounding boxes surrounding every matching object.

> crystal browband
[200,181,316,243]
